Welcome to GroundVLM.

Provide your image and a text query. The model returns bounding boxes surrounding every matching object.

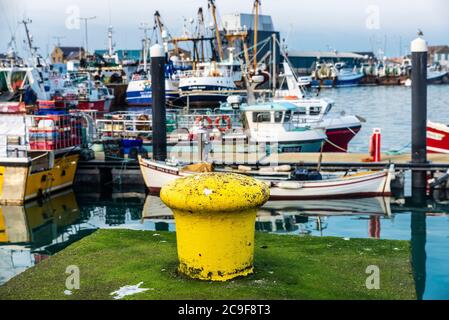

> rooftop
[56,46,85,57]
[435,46,449,54]
[429,45,449,54]
[287,51,367,59]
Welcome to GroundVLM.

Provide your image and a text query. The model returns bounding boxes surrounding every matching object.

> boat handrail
[177,69,234,78]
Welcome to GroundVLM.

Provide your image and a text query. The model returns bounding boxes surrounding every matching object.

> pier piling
[150,44,167,162]
[411,35,428,189]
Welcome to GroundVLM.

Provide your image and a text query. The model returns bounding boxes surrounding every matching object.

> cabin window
[284,111,292,122]
[274,111,283,123]
[252,112,271,123]
[296,107,307,115]
[310,107,321,116]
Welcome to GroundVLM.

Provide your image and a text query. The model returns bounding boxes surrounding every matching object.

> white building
[221,13,275,32]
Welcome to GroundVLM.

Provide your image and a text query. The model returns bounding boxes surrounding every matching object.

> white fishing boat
[138,157,395,200]
[125,25,179,107]
[177,61,237,107]
[275,62,362,152]
[126,75,179,107]
[427,65,449,85]
[311,62,364,88]
[235,101,327,153]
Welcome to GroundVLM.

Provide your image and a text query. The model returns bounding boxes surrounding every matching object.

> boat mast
[78,16,97,56]
[20,19,39,65]
[197,7,205,62]
[154,11,171,53]
[140,23,151,73]
[208,0,223,62]
[6,36,17,66]
[253,0,261,72]
[154,11,164,43]
[107,25,114,57]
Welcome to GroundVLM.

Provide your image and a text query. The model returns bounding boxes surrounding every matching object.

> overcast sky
[1,0,448,58]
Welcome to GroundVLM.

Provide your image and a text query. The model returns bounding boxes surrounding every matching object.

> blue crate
[36,110,69,115]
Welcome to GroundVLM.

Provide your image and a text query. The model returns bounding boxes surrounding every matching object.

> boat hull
[0,153,79,205]
[126,79,179,107]
[427,71,449,85]
[139,158,393,200]
[273,140,324,153]
[324,125,362,152]
[378,76,408,86]
[427,121,449,153]
[77,100,109,113]
[311,74,364,88]
[174,92,231,108]
[126,90,179,106]
[335,73,364,87]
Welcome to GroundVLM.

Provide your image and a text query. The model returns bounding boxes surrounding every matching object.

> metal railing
[176,69,234,79]
[95,118,153,139]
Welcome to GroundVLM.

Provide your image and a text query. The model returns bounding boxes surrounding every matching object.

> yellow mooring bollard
[160,173,270,282]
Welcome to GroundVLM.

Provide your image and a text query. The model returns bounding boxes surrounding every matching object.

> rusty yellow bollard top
[160,173,270,282]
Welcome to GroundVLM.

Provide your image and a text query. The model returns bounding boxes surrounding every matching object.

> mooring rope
[324,138,348,152]
[385,142,411,156]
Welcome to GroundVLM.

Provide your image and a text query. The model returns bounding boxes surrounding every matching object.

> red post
[369,216,381,239]
[369,128,382,162]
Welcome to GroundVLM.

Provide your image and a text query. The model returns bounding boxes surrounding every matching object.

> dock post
[160,173,270,281]
[411,35,428,189]
[151,44,167,162]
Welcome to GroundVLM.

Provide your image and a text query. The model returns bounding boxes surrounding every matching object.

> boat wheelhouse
[275,62,362,152]
[239,102,326,153]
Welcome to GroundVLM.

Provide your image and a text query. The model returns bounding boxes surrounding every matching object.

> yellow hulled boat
[0,113,81,205]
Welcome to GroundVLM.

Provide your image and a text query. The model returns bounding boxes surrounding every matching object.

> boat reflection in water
[142,195,393,236]
[0,190,91,284]
[256,197,391,236]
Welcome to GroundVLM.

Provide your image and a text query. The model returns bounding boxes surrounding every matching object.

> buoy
[160,173,270,281]
[214,115,232,132]
[194,116,213,129]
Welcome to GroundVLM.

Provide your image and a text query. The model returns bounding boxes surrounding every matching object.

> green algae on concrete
[0,229,415,300]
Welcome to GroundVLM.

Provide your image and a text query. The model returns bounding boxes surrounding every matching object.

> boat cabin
[240,102,299,131]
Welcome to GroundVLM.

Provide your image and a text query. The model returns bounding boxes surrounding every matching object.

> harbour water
[1,86,449,299]
[1,180,449,300]
[325,85,449,153]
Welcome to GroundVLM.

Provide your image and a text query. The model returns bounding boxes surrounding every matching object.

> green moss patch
[0,229,415,300]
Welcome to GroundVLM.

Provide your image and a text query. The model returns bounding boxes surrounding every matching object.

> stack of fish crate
[29,114,82,151]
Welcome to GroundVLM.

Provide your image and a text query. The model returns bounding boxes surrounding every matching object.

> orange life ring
[284,96,299,100]
[214,115,232,132]
[194,116,213,129]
